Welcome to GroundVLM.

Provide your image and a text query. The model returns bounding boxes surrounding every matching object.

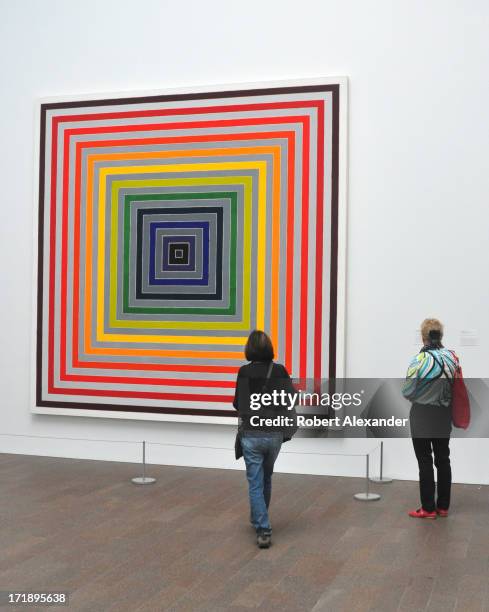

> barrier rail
[0,433,387,500]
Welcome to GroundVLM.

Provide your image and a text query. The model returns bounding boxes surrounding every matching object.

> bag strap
[449,350,462,376]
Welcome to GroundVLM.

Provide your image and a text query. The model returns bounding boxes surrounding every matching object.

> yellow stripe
[94,162,267,344]
[109,175,253,329]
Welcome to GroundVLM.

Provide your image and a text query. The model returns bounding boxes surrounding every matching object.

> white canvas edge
[30,102,42,421]
[35,75,348,105]
[31,406,238,425]
[30,76,348,424]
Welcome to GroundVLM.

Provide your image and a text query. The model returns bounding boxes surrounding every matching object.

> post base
[131,476,156,485]
[369,476,393,484]
[354,492,381,501]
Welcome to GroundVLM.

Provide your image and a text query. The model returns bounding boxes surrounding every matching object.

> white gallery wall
[1,0,488,484]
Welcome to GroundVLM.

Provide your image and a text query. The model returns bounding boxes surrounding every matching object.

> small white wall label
[460,330,478,346]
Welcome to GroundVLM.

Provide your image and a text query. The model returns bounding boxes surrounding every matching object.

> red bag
[450,353,470,429]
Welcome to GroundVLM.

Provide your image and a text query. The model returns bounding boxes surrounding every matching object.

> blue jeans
[241,433,283,532]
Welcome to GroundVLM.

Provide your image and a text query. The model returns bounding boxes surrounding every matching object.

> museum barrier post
[131,440,156,485]
[354,452,381,501]
[369,441,393,484]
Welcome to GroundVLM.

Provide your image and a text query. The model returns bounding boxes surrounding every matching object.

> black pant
[412,437,451,512]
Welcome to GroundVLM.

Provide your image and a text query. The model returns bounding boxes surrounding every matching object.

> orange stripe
[84,161,94,354]
[84,347,243,359]
[270,147,281,352]
[81,145,281,358]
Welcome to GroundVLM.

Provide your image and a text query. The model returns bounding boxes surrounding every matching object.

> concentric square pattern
[35,83,341,418]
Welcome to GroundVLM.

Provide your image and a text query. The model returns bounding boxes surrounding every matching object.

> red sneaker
[436,508,449,517]
[408,508,437,519]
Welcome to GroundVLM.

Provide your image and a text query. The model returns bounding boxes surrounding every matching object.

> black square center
[168,242,190,265]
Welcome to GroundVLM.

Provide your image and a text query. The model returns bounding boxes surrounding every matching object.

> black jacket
[233,361,297,436]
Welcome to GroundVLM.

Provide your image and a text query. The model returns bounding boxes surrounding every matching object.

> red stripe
[46,101,324,398]
[47,118,59,394]
[58,131,71,392]
[64,115,307,137]
[284,132,295,373]
[56,99,323,123]
[314,102,325,381]
[56,115,311,390]
[71,129,296,377]
[59,374,235,388]
[49,387,234,402]
[72,144,82,383]
[69,129,298,379]
[299,118,310,379]
[72,360,239,374]
[67,125,303,384]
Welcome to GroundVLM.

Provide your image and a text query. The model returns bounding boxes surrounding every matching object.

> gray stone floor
[0,453,488,611]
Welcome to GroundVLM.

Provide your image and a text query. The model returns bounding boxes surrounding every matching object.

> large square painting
[33,79,347,422]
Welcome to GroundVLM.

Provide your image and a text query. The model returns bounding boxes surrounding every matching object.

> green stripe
[121,192,238,316]
[104,175,253,330]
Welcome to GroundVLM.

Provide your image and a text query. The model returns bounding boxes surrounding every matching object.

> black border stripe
[328,84,340,380]
[36,83,342,416]
[36,107,46,407]
[35,399,236,417]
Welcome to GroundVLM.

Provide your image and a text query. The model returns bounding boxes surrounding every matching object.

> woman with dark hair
[233,330,297,548]
[402,318,460,519]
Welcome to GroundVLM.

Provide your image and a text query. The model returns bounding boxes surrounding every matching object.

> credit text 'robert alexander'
[249,415,409,428]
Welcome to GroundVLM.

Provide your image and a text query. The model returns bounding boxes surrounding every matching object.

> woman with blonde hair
[402,318,460,519]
